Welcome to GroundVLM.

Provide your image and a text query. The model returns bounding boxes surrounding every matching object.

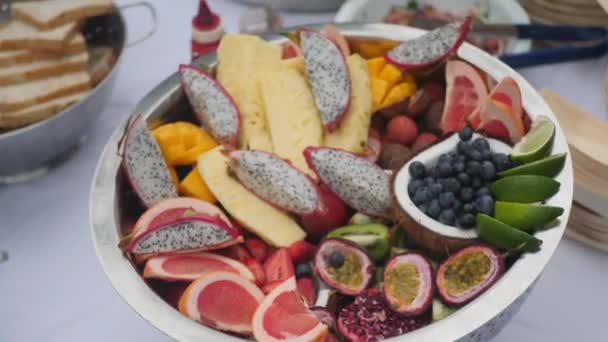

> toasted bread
[0,71,91,112]
[12,0,114,30]
[0,50,89,86]
[87,46,115,86]
[0,33,85,67]
[0,91,89,129]
[0,20,78,52]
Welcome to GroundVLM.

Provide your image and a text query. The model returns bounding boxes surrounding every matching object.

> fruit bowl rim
[89,22,573,342]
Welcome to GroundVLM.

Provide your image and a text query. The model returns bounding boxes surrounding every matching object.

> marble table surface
[1,0,606,341]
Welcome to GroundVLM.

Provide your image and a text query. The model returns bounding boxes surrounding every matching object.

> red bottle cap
[192,0,220,31]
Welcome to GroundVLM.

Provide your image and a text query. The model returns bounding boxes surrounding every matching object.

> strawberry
[264,248,295,283]
[244,257,266,286]
[220,244,251,263]
[288,240,317,264]
[245,237,269,263]
[297,277,317,306]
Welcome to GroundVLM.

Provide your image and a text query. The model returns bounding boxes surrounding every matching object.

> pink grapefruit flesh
[143,252,255,281]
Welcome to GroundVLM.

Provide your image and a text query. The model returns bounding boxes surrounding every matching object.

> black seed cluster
[408,128,514,229]
[132,220,231,254]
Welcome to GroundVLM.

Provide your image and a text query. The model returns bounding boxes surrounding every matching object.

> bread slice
[0,50,89,86]
[12,0,114,30]
[0,20,78,52]
[0,33,85,67]
[0,71,91,112]
[87,46,116,86]
[0,91,89,129]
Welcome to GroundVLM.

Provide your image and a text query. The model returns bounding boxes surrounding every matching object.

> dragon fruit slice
[122,114,178,208]
[386,17,472,70]
[304,146,392,218]
[300,30,351,132]
[179,64,240,147]
[228,150,322,215]
[124,212,242,255]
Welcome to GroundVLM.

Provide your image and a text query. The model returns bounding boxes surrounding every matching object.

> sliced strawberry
[288,240,318,264]
[245,237,269,263]
[220,244,251,263]
[297,277,317,306]
[264,248,295,283]
[245,257,266,286]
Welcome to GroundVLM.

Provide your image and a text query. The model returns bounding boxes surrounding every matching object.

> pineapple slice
[216,34,281,152]
[324,54,373,154]
[198,147,306,247]
[281,57,305,75]
[259,66,323,178]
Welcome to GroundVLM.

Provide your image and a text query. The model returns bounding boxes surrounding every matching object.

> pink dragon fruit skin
[385,17,472,71]
[300,30,351,133]
[228,150,323,215]
[121,114,178,208]
[304,146,392,218]
[125,213,242,255]
[178,64,240,148]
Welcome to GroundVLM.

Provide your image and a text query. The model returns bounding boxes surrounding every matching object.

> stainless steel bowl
[90,23,573,342]
[0,2,156,183]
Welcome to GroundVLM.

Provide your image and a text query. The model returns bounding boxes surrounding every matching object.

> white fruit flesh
[198,147,306,247]
[216,34,281,151]
[324,54,373,154]
[259,66,323,178]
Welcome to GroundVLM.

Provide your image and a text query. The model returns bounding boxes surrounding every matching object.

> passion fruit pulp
[314,238,374,296]
[382,253,434,316]
[436,244,504,306]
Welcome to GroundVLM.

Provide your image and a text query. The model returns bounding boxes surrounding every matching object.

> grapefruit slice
[441,60,488,133]
[178,272,264,335]
[252,277,328,342]
[477,99,525,144]
[143,252,255,282]
[477,77,526,144]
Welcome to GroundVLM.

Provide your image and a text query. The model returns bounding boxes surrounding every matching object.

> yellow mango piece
[402,72,415,85]
[379,63,402,89]
[367,57,386,78]
[370,78,390,112]
[382,82,417,108]
[179,168,217,203]
[152,122,218,166]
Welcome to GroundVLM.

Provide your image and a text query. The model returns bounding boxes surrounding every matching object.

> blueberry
[476,195,495,216]
[480,149,492,161]
[409,161,427,179]
[458,213,476,229]
[430,183,443,196]
[457,172,471,186]
[408,179,424,196]
[476,186,491,198]
[466,161,481,176]
[413,188,429,205]
[462,202,475,214]
[460,187,474,202]
[438,153,452,164]
[430,166,441,178]
[419,203,429,214]
[467,149,483,161]
[491,153,511,172]
[453,199,463,213]
[328,252,345,268]
[454,161,465,173]
[295,263,313,278]
[456,154,467,163]
[444,177,461,193]
[459,126,473,141]
[438,162,453,177]
[471,177,483,189]
[480,161,497,181]
[438,209,456,225]
[472,138,490,151]
[423,176,435,185]
[439,192,456,209]
[427,199,441,218]
[457,141,471,155]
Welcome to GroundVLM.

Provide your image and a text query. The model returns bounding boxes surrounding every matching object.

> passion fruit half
[382,252,434,316]
[314,238,374,296]
[436,244,504,306]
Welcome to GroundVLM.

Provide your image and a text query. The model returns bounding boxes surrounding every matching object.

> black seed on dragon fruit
[304,146,392,218]
[122,114,178,208]
[300,30,351,133]
[386,17,472,70]
[178,64,240,147]
[124,213,242,255]
[228,150,322,215]
[338,288,430,342]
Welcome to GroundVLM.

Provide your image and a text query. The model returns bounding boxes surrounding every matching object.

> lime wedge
[476,214,542,252]
[495,201,564,232]
[490,175,560,203]
[498,153,566,178]
[511,116,555,163]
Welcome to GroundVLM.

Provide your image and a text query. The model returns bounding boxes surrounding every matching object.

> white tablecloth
[1,1,607,341]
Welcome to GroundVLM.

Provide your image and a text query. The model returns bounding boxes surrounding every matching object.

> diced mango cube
[370,78,390,111]
[379,63,402,88]
[382,82,417,108]
[367,57,386,78]
[402,72,415,85]
[153,122,218,166]
[179,168,217,203]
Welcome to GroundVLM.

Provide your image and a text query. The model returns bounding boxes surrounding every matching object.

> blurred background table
[1,0,606,341]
